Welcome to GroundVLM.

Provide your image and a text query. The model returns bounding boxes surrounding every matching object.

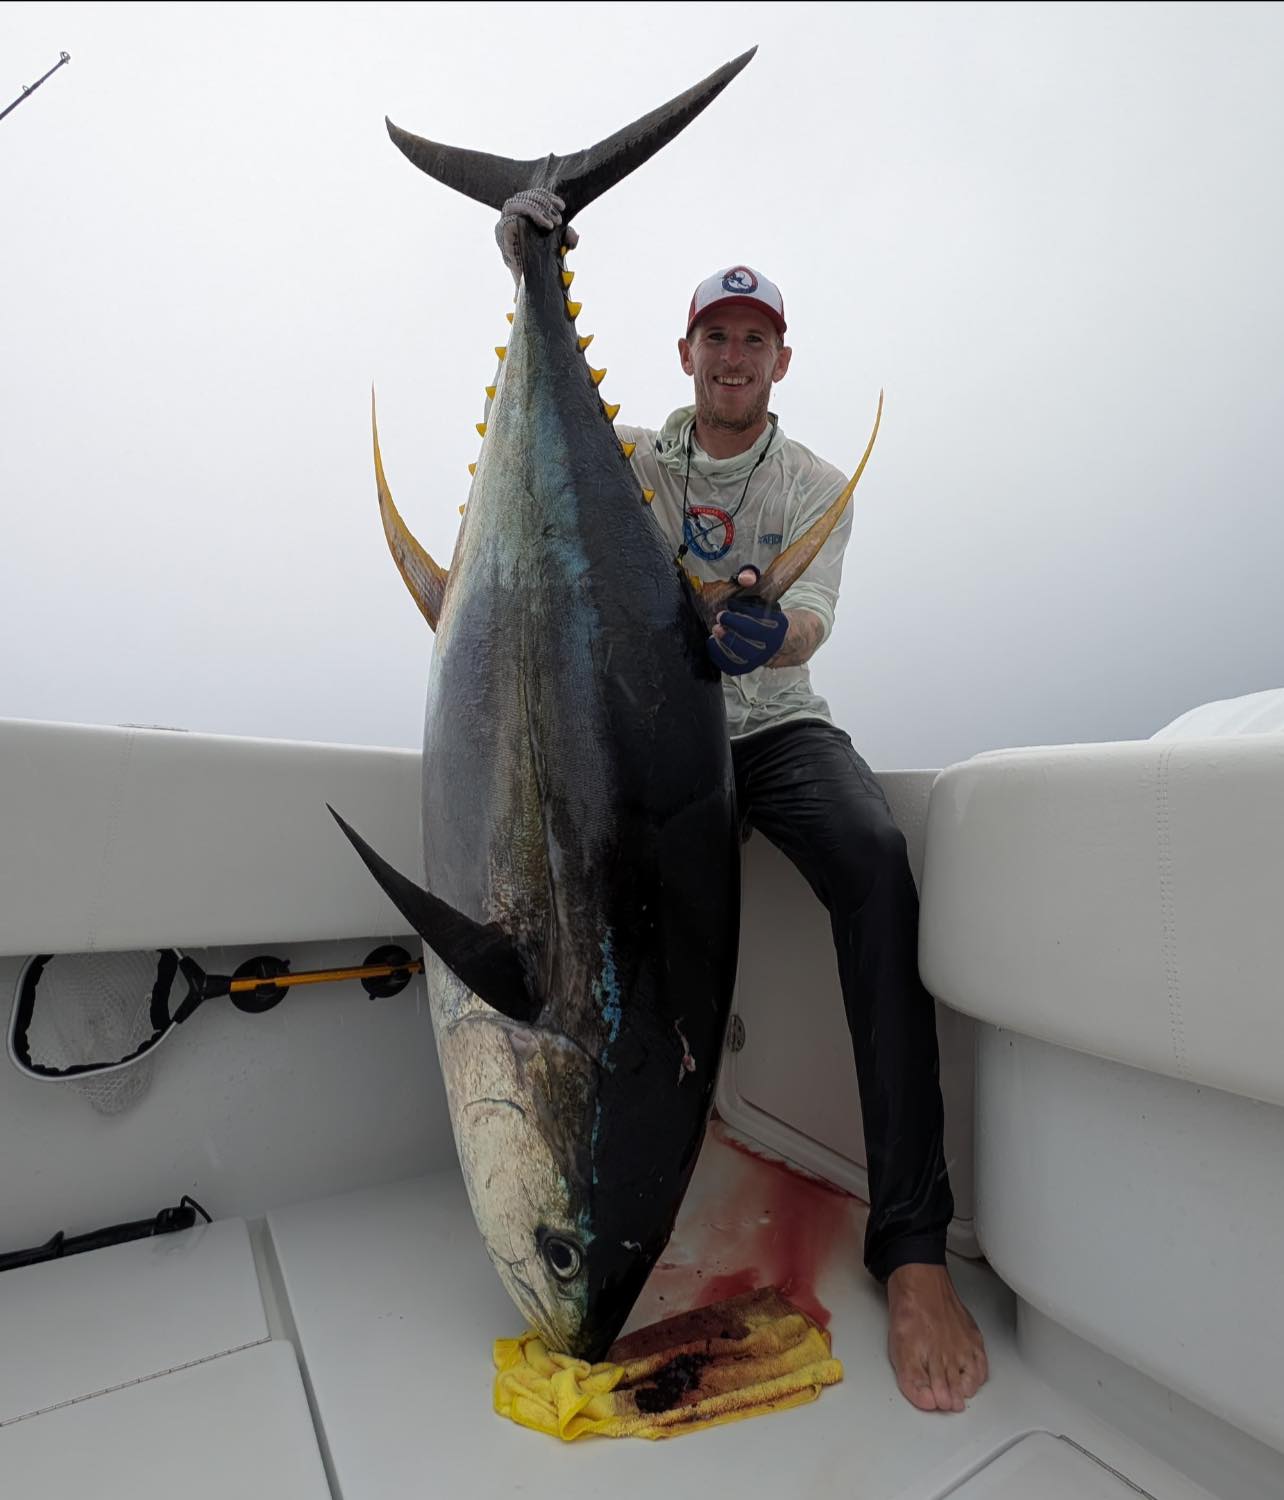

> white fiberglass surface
[0,1218,266,1425]
[0,939,452,1251]
[0,1342,330,1499]
[974,1028,1284,1458]
[944,1433,1158,1498]
[265,1126,1219,1500]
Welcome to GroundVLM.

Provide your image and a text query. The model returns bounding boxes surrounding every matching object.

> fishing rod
[1,51,71,125]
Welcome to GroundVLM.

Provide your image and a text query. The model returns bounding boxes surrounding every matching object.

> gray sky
[3,2,1281,768]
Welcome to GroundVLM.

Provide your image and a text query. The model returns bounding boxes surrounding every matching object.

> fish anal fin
[328,805,540,1026]
[689,392,883,633]
[372,388,449,630]
[755,390,883,606]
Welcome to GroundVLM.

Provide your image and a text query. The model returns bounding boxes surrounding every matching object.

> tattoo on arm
[769,609,825,668]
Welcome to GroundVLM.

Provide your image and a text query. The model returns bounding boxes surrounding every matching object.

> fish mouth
[501,1252,571,1345]
[508,1268,556,1334]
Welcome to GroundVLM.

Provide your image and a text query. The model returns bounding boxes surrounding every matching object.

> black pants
[731,719,954,1281]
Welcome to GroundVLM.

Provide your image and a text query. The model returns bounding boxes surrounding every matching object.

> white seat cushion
[0,718,420,955]
[919,735,1284,1106]
[1152,687,1284,739]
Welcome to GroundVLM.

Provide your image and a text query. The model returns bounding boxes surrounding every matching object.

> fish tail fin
[385,48,756,220]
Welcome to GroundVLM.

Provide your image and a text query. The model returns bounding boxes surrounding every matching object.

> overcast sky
[3,2,1281,769]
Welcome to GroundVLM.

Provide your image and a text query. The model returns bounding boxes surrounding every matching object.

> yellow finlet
[589,367,607,386]
[688,571,704,591]
[458,504,466,516]
[561,270,575,289]
[495,346,507,361]
[566,301,582,319]
[603,402,621,421]
[577,334,594,351]
[476,422,488,437]
[558,244,569,259]
[485,385,497,400]
[468,463,477,476]
[621,441,636,459]
[506,312,514,324]
[642,489,655,504]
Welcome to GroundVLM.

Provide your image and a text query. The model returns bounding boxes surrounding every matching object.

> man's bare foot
[887,1263,988,1413]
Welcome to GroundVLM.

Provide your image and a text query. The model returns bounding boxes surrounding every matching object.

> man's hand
[495,190,580,285]
[708,566,787,675]
[707,566,826,674]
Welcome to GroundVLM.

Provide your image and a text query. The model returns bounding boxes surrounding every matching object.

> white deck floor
[265,1125,1219,1500]
[0,1115,1252,1499]
[0,1218,328,1498]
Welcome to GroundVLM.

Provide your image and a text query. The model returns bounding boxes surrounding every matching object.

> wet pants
[731,719,954,1281]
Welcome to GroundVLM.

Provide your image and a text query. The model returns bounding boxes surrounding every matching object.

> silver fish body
[421,228,739,1357]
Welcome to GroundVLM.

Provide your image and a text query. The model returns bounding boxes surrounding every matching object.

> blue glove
[708,588,787,675]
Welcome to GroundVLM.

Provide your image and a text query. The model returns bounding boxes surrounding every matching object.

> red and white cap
[686,265,787,338]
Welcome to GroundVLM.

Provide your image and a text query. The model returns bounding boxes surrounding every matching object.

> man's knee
[824,814,913,911]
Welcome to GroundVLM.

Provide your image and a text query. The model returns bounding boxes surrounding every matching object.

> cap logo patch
[721,267,758,295]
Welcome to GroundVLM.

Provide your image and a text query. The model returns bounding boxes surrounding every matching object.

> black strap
[0,1196,212,1274]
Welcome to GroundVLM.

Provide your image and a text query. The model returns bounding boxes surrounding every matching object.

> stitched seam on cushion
[1155,745,1189,1080]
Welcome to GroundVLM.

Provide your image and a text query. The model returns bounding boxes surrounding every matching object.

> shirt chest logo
[758,532,783,547]
[683,505,736,562]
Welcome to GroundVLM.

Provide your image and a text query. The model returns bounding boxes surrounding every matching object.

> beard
[695,375,771,433]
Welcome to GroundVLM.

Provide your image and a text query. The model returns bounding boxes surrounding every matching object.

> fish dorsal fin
[372,390,449,631]
[328,806,539,1025]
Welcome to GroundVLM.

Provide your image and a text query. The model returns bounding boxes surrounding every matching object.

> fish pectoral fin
[372,389,449,630]
[327,806,539,1025]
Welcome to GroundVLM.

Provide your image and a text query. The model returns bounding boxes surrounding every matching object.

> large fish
[332,50,881,1360]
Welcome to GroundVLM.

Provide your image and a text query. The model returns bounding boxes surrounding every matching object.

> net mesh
[20,951,160,1115]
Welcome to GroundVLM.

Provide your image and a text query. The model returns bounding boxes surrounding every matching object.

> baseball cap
[686,265,787,338]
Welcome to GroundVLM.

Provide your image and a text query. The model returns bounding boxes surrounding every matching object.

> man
[496,194,988,1414]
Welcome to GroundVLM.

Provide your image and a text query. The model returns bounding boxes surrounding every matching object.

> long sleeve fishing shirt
[618,407,853,742]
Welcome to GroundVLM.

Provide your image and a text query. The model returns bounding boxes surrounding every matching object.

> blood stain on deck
[634,1121,862,1331]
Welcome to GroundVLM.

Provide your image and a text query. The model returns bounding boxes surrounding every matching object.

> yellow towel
[493,1287,843,1440]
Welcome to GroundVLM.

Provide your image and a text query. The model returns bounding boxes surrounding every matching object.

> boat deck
[0,1123,1221,1500]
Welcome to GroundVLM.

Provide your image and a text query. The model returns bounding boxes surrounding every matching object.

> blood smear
[638,1122,861,1330]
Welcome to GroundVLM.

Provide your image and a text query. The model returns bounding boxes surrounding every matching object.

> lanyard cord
[676,423,775,567]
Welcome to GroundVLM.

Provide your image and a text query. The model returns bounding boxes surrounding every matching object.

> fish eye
[538,1229,583,1282]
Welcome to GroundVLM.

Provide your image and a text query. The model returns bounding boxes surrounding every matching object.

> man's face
[679,305,792,434]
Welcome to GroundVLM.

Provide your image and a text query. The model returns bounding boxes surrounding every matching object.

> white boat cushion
[918,735,1284,1106]
[1152,686,1284,739]
[0,718,420,956]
